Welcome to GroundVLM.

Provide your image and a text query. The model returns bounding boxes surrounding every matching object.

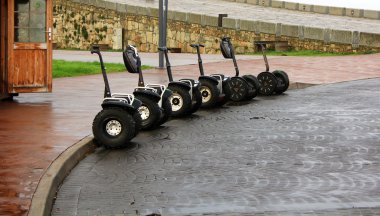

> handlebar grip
[91,45,100,54]
[190,44,205,48]
[158,47,168,51]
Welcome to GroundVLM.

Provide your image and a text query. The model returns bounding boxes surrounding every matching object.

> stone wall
[52,0,380,54]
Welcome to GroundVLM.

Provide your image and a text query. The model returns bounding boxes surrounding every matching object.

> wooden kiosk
[1,0,53,100]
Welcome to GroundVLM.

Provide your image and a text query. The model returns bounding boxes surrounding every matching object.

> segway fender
[101,101,137,114]
[133,90,161,103]
[162,89,173,102]
[199,76,219,86]
[168,81,191,91]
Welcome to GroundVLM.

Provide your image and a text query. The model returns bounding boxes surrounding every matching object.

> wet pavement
[0,53,380,215]
[52,78,380,215]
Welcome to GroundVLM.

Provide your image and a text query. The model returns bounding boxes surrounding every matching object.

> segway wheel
[258,72,278,96]
[136,96,161,130]
[133,111,142,137]
[167,85,192,117]
[189,88,202,114]
[156,98,172,127]
[273,70,289,94]
[242,75,260,100]
[199,79,220,108]
[92,108,136,148]
[225,77,249,102]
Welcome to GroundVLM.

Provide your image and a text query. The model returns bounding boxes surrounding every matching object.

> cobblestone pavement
[52,78,380,215]
[106,0,380,34]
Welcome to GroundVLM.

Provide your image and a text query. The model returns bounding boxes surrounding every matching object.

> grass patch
[246,50,377,56]
[53,60,152,78]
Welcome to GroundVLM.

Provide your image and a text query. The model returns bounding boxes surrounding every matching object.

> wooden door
[8,0,52,93]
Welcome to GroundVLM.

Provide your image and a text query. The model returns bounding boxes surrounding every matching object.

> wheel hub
[170,93,183,112]
[105,120,122,136]
[200,87,212,103]
[138,105,150,121]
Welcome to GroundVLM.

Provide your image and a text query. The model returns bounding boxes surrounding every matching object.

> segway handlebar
[91,45,100,54]
[158,47,174,82]
[190,44,205,76]
[90,45,111,98]
[190,44,205,48]
[254,42,270,72]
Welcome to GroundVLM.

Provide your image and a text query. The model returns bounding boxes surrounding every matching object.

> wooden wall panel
[12,50,47,92]
[0,0,7,94]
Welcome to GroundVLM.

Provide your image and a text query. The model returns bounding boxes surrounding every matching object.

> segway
[91,45,142,148]
[123,45,172,129]
[190,44,230,108]
[158,47,202,117]
[220,37,260,102]
[256,42,290,95]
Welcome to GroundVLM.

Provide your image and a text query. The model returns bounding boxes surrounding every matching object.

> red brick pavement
[0,53,379,215]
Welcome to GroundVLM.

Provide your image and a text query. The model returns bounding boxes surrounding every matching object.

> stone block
[112,28,123,50]
[136,6,150,16]
[202,15,218,27]
[149,7,159,18]
[116,3,128,14]
[258,0,271,7]
[328,6,346,16]
[363,10,380,19]
[240,20,256,31]
[313,5,329,14]
[126,5,138,14]
[167,11,175,20]
[304,27,324,41]
[298,25,305,39]
[257,21,276,34]
[187,13,202,24]
[174,11,188,22]
[324,28,332,43]
[271,0,284,8]
[284,2,298,10]
[360,32,380,47]
[330,29,352,44]
[298,4,313,12]
[236,0,247,3]
[95,0,106,8]
[345,8,363,18]
[275,23,281,36]
[104,1,116,11]
[281,24,298,37]
[352,31,360,47]
[247,0,258,5]
[222,18,238,29]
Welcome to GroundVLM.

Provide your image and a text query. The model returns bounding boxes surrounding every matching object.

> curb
[289,82,317,90]
[28,136,96,216]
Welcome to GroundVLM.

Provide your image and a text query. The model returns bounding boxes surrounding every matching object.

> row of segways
[91,37,289,148]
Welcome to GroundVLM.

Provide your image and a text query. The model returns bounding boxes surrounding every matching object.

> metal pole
[159,0,168,69]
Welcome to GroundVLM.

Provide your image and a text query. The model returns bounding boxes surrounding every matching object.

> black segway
[91,45,142,148]
[190,44,230,108]
[158,47,202,117]
[256,42,290,95]
[220,37,260,102]
[123,45,172,129]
